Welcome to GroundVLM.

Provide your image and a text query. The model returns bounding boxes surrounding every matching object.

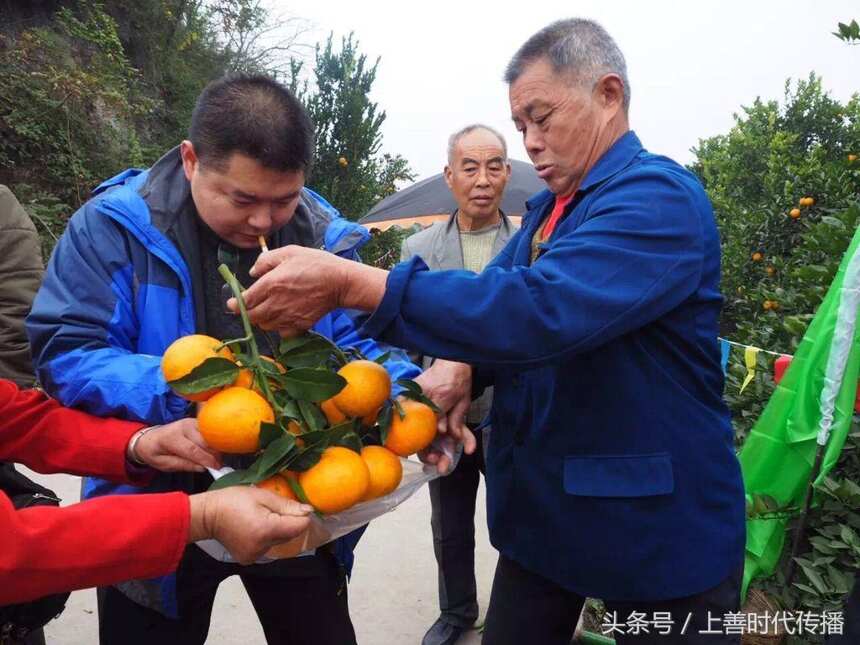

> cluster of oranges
[789,195,814,219]
[160,334,437,514]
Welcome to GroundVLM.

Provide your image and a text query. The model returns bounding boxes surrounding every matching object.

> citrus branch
[217,264,282,416]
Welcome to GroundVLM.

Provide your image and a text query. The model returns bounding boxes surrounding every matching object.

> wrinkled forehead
[451,130,507,164]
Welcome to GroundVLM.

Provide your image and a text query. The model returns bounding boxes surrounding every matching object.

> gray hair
[447,124,508,164]
[504,18,631,111]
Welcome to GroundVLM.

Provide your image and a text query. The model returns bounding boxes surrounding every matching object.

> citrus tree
[690,73,860,626]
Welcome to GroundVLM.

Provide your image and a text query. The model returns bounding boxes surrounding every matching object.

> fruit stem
[217,264,282,416]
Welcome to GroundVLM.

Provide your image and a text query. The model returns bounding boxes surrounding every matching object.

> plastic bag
[197,436,461,563]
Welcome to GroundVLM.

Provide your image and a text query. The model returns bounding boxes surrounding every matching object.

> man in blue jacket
[229,19,747,645]
[26,74,419,645]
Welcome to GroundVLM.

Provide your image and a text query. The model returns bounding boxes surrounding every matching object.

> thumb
[255,488,314,516]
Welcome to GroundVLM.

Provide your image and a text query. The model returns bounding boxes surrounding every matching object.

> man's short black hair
[189,73,314,173]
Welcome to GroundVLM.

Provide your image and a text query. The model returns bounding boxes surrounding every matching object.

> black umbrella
[360,159,544,230]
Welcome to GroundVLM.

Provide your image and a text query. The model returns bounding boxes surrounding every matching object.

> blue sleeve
[315,308,420,384]
[361,168,705,369]
[26,204,187,424]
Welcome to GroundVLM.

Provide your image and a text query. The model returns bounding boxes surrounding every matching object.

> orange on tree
[361,445,403,501]
[332,360,391,418]
[766,266,776,276]
[298,446,370,514]
[849,154,857,163]
[197,386,274,453]
[255,474,297,501]
[161,334,235,402]
[751,252,763,262]
[320,398,347,425]
[789,208,801,219]
[384,399,437,457]
[799,196,814,207]
[763,300,772,311]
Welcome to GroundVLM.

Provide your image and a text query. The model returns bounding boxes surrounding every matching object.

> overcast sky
[273,0,859,183]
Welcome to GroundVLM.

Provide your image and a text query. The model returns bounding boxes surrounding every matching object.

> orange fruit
[763,300,772,311]
[338,157,348,167]
[751,252,763,262]
[332,360,391,418]
[849,154,857,162]
[235,356,285,392]
[766,266,776,276]
[321,398,347,425]
[298,446,370,514]
[361,407,381,428]
[384,399,437,457]
[256,474,297,500]
[197,386,274,453]
[789,208,801,219]
[799,197,814,207]
[361,446,403,501]
[161,334,235,402]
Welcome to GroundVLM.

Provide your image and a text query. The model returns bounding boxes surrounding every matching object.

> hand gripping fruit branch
[160,264,440,516]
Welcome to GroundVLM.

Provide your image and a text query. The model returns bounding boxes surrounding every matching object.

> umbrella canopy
[360,159,545,230]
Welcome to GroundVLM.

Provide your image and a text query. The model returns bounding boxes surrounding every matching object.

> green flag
[740,224,860,597]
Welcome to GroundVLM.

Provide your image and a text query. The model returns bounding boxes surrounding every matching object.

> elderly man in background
[232,18,746,645]
[401,124,516,645]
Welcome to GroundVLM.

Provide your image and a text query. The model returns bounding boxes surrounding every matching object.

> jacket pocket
[563,453,674,498]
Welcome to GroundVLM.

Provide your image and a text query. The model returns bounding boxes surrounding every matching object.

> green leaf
[208,469,252,491]
[287,444,325,471]
[330,429,363,453]
[279,336,335,368]
[841,524,858,546]
[373,351,391,365]
[378,404,393,445]
[298,399,327,433]
[259,421,282,449]
[792,582,819,596]
[399,389,441,413]
[286,475,311,505]
[821,216,846,229]
[254,434,297,481]
[281,368,346,402]
[395,378,423,394]
[167,357,239,396]
[797,562,830,594]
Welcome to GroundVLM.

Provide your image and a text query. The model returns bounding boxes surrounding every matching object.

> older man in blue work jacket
[231,18,746,645]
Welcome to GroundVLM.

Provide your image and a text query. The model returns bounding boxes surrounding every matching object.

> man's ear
[596,73,625,117]
[179,140,198,182]
[443,165,454,190]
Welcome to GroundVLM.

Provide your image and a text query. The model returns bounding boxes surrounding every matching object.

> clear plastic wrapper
[197,435,461,563]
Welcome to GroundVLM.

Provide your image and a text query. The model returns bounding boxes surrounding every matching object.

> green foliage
[834,19,860,44]
[691,73,860,625]
[0,1,153,211]
[296,34,414,221]
[361,224,421,269]
[1,0,308,257]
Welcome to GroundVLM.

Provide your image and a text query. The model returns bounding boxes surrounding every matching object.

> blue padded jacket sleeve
[26,204,187,423]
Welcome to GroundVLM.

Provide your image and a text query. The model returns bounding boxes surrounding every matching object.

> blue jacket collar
[524,130,644,212]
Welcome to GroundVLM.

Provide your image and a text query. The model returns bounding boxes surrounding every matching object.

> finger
[249,248,287,278]
[151,457,206,473]
[226,297,239,314]
[255,489,314,516]
[176,437,222,469]
[460,426,477,455]
[436,454,452,475]
[183,429,223,467]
